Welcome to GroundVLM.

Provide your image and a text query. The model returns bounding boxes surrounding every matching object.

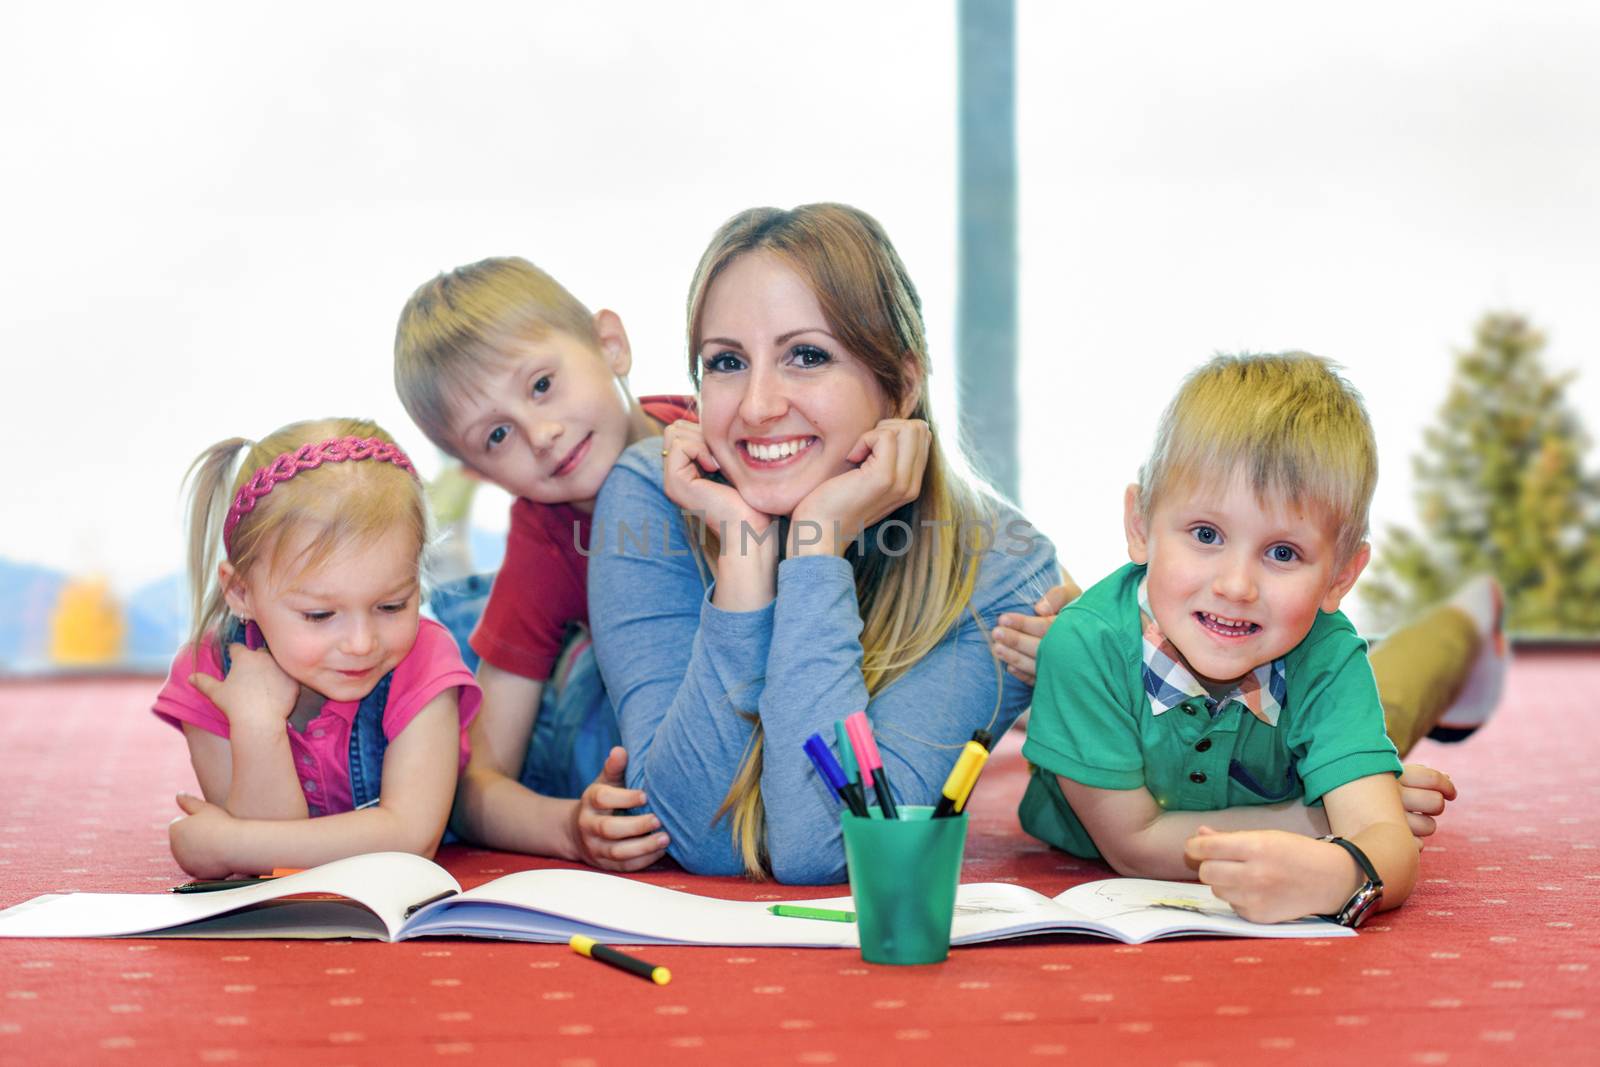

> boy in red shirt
[395,257,692,869]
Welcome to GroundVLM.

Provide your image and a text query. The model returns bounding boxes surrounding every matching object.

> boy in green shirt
[1021,353,1471,926]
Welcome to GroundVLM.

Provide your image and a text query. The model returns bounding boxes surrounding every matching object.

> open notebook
[0,851,1351,945]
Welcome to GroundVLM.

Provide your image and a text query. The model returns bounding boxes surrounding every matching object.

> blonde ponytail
[183,438,253,651]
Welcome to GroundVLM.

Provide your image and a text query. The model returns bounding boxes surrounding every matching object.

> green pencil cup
[840,805,967,965]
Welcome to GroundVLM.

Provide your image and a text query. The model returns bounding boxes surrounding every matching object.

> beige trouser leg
[1369,603,1481,758]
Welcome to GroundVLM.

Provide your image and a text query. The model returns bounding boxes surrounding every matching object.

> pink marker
[845,711,899,820]
[844,713,874,787]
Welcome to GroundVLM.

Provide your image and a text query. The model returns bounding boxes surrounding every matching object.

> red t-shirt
[468,395,696,680]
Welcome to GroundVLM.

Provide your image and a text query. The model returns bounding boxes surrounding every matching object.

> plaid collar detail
[1137,577,1285,726]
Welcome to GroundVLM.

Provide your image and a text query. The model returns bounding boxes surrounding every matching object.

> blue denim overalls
[427,575,618,798]
[218,620,393,811]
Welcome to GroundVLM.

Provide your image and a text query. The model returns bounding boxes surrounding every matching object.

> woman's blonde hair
[183,418,429,651]
[394,256,601,457]
[1136,353,1378,563]
[685,203,1000,876]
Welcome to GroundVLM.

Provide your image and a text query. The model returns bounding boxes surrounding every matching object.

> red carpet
[0,650,1595,1066]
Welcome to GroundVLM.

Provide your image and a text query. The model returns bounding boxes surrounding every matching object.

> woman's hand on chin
[790,418,931,557]
[663,422,779,610]
[661,422,771,551]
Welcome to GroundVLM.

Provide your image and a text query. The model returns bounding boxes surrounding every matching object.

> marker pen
[845,711,898,820]
[803,733,870,818]
[831,719,869,815]
[932,741,989,818]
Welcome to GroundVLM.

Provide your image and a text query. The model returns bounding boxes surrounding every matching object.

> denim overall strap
[519,627,620,799]
[217,621,248,676]
[346,673,393,810]
[217,621,395,811]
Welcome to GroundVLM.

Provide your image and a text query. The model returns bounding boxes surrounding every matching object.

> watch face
[1343,883,1383,927]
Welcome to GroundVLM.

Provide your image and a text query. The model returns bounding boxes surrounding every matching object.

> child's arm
[184,645,311,820]
[168,692,461,877]
[1184,773,1418,924]
[450,662,668,870]
[449,661,551,846]
[1057,775,1334,880]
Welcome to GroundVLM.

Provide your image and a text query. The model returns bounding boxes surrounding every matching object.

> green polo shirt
[1018,563,1402,860]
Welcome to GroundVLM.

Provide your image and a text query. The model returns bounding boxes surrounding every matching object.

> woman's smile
[737,435,818,468]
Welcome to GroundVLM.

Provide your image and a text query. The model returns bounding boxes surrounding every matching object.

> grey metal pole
[957,0,1018,502]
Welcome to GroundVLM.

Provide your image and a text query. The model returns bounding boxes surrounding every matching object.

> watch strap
[1321,834,1380,882]
[1318,835,1383,927]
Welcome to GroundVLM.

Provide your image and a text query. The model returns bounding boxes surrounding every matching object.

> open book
[0,851,1351,945]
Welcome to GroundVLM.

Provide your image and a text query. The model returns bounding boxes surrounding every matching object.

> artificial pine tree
[1362,313,1600,635]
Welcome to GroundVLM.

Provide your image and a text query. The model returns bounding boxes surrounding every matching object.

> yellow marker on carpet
[569,935,671,985]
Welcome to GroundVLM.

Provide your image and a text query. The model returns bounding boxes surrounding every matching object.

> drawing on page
[952,893,1031,916]
[1085,881,1235,919]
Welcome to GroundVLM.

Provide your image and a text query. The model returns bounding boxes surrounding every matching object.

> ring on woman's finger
[661,447,670,457]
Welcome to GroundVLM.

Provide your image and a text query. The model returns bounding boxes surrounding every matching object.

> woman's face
[696,252,898,517]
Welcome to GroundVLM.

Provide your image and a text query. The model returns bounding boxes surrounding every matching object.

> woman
[587,204,1059,883]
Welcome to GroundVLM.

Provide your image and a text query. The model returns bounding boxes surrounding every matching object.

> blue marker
[803,734,870,818]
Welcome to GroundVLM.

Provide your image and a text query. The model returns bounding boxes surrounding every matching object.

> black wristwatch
[1318,835,1383,928]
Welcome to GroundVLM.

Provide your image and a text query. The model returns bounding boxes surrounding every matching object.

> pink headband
[223,436,419,555]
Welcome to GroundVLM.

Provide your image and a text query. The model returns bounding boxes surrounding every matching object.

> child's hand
[189,644,298,728]
[991,575,1083,685]
[1184,825,1357,924]
[168,793,238,879]
[661,422,773,553]
[790,418,931,556]
[1398,763,1458,842]
[570,747,669,873]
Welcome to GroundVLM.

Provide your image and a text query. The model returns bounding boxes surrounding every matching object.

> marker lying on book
[404,889,460,918]
[171,869,305,894]
[803,733,870,817]
[570,935,671,985]
[769,904,856,923]
[845,711,898,820]
[932,740,990,818]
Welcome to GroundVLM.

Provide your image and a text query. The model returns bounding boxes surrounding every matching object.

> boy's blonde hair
[394,256,600,457]
[686,204,1021,878]
[184,417,429,651]
[1137,352,1377,563]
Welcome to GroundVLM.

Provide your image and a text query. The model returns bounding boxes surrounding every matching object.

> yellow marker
[569,935,671,985]
[952,744,991,813]
[933,742,989,818]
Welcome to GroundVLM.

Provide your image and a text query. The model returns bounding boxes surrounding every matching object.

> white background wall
[3,1,1596,631]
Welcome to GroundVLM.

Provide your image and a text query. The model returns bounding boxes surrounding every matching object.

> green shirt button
[1195,738,1212,752]
[1189,771,1207,784]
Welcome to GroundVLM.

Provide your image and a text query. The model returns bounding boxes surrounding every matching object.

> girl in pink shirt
[153,417,481,877]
